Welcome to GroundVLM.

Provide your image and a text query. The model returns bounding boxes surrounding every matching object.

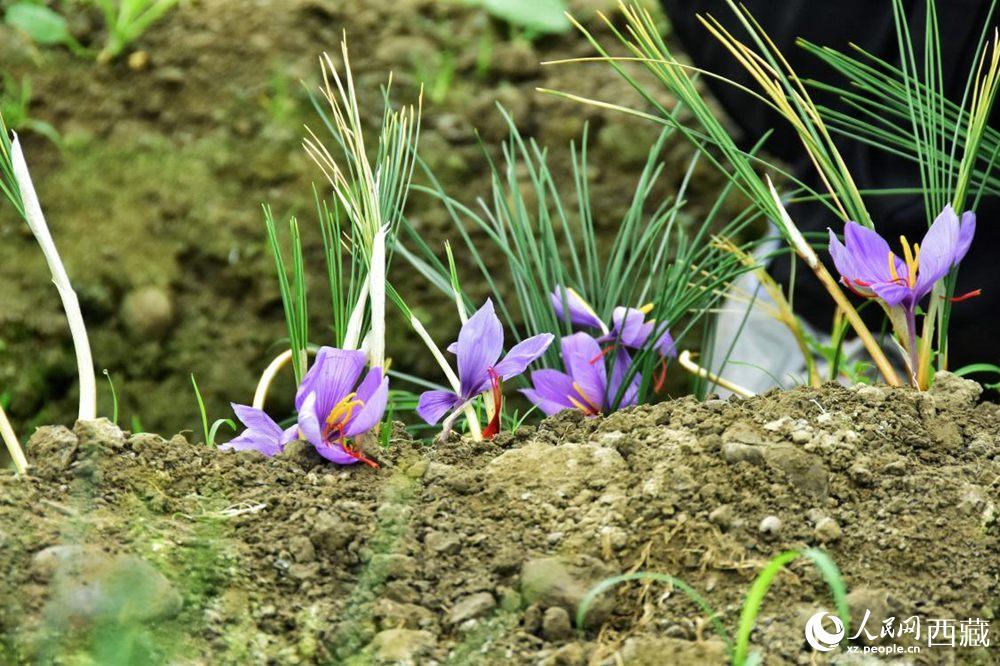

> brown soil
[0,0,728,438]
[1,374,996,664]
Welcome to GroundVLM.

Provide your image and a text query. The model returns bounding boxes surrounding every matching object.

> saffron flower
[417,300,553,437]
[829,205,976,374]
[522,332,639,416]
[551,286,677,389]
[828,205,976,313]
[296,347,389,467]
[221,404,298,457]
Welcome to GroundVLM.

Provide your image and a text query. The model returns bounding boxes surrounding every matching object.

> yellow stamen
[570,381,601,413]
[888,251,900,283]
[639,302,654,315]
[899,236,919,287]
[327,392,364,427]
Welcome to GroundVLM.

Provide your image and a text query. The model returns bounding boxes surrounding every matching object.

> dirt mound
[1,376,997,663]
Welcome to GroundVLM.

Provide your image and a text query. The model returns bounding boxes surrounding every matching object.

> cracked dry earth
[0,373,997,664]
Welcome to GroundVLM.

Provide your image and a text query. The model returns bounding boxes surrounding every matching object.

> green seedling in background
[0,74,62,146]
[414,51,457,105]
[190,374,235,447]
[469,0,570,36]
[103,369,119,426]
[4,2,89,57]
[4,0,182,62]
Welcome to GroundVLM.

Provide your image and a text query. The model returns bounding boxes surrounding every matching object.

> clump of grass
[577,548,849,665]
[403,106,764,410]
[543,0,1000,389]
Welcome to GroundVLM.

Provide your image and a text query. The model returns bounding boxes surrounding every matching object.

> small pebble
[758,515,782,537]
[708,505,733,531]
[814,517,843,542]
[542,606,574,641]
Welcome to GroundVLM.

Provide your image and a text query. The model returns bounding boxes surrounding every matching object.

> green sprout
[576,549,850,665]
[103,369,120,426]
[0,75,61,146]
[4,0,182,62]
[190,374,236,447]
[471,0,571,36]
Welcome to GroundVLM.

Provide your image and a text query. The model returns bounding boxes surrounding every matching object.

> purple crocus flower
[221,404,298,456]
[550,286,676,390]
[521,332,640,416]
[417,299,554,436]
[295,346,389,467]
[828,205,976,312]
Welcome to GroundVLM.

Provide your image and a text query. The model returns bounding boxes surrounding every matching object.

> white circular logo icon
[805,611,845,652]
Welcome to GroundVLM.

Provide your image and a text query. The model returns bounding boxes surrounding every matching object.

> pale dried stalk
[0,403,27,475]
[677,350,755,398]
[252,349,294,410]
[12,134,96,420]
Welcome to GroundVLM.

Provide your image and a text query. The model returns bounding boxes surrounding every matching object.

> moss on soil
[1,375,996,664]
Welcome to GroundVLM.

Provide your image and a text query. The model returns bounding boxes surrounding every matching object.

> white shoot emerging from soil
[0,403,27,475]
[11,134,97,421]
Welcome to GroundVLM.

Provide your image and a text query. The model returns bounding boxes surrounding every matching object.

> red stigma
[589,344,617,365]
[482,367,503,439]
[654,356,668,393]
[324,423,379,469]
[842,278,875,299]
[950,289,982,303]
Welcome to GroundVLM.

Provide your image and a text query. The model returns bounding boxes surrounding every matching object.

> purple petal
[295,347,367,419]
[828,228,856,280]
[521,369,578,416]
[281,425,299,446]
[868,281,912,308]
[843,222,901,285]
[354,367,384,403]
[560,332,606,410]
[416,390,461,425]
[456,300,503,398]
[551,286,604,330]
[231,403,282,439]
[297,391,323,448]
[957,211,976,262]
[492,333,555,381]
[343,375,389,437]
[608,349,640,410]
[314,441,362,465]
[611,307,654,348]
[219,429,284,456]
[914,205,963,299]
[654,326,677,358]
